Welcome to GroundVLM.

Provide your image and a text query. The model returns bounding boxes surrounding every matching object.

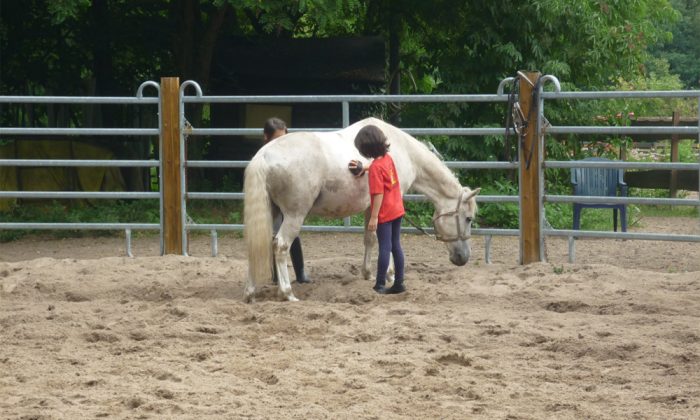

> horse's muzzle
[448,243,470,266]
[450,254,469,266]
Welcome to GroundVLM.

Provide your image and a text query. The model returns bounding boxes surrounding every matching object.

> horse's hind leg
[274,216,303,301]
[270,209,284,284]
[244,266,257,303]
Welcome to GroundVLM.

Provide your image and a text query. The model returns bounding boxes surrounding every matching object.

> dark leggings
[375,216,404,287]
[289,237,305,279]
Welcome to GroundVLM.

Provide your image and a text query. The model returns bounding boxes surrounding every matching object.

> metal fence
[0,81,163,256]
[178,79,521,258]
[1,75,699,262]
[537,79,700,261]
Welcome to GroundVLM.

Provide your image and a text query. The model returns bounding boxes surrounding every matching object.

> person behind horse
[349,125,406,294]
[263,117,310,284]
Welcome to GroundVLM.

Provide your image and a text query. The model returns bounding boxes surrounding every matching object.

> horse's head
[432,187,480,266]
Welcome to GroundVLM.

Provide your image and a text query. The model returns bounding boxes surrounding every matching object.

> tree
[0,0,684,189]
[652,0,700,88]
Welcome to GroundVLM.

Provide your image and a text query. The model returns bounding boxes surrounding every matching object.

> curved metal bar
[179,80,203,98]
[540,74,561,93]
[497,77,515,95]
[136,81,160,98]
[178,80,203,256]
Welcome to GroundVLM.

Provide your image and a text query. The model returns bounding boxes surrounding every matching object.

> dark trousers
[289,236,305,280]
[375,216,404,288]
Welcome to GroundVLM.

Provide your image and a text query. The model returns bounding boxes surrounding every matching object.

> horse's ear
[463,187,481,201]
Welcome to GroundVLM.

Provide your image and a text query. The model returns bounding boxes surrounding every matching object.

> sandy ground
[1,216,699,419]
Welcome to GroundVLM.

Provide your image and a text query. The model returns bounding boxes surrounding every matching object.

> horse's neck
[402,137,461,202]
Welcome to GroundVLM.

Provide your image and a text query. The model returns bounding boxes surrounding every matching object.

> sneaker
[386,283,406,294]
[373,285,388,294]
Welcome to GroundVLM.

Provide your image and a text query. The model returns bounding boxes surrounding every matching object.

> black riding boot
[290,237,311,283]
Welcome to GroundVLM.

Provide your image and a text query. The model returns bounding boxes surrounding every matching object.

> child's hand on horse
[348,160,364,176]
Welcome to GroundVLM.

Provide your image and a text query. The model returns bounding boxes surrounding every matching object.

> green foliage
[652,0,700,88]
[187,200,242,225]
[2,0,695,238]
[0,200,160,242]
[473,180,519,229]
[46,0,91,24]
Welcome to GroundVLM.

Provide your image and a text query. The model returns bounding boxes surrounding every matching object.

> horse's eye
[466,217,473,223]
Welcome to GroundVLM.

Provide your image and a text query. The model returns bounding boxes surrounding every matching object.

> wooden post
[160,77,183,254]
[670,110,680,198]
[518,71,543,264]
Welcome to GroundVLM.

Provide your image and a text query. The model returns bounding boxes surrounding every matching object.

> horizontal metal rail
[185,160,518,170]
[185,222,518,237]
[546,195,700,206]
[185,191,518,203]
[182,94,510,104]
[404,194,517,203]
[0,159,158,167]
[187,192,244,200]
[0,222,159,230]
[542,90,700,100]
[547,126,698,136]
[0,96,159,104]
[546,161,700,170]
[186,127,507,137]
[0,127,159,136]
[0,191,159,199]
[547,229,700,242]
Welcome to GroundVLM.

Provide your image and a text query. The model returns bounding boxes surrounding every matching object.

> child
[262,117,310,284]
[263,117,288,143]
[349,125,406,294]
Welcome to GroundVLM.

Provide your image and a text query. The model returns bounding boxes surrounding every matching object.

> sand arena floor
[1,216,699,419]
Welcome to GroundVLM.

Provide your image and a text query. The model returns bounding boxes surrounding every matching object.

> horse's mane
[373,119,462,198]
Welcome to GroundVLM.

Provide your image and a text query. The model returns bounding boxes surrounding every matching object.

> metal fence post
[518,71,544,264]
[342,101,352,227]
[160,77,184,254]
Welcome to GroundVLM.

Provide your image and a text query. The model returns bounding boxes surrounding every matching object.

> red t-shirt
[368,154,405,223]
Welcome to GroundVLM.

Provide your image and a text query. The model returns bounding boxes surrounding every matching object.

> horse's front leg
[274,217,303,302]
[361,208,394,286]
[362,208,375,280]
[386,254,395,288]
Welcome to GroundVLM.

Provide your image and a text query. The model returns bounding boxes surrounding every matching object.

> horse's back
[248,118,420,218]
[253,131,369,218]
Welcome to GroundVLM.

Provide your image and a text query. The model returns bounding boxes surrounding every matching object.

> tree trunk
[171,1,230,189]
[388,7,401,124]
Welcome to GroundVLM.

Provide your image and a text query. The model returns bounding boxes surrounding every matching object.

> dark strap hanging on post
[505,74,544,170]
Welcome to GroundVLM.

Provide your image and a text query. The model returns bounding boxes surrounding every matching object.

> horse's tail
[243,156,273,294]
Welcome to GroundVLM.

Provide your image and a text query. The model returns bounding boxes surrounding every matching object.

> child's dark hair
[354,125,389,158]
[263,117,288,137]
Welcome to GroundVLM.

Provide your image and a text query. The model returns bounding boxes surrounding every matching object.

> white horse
[243,117,480,302]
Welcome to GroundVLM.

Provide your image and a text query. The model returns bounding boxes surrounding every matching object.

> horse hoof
[286,295,299,302]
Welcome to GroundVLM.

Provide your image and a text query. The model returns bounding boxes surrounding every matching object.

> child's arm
[368,193,384,232]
